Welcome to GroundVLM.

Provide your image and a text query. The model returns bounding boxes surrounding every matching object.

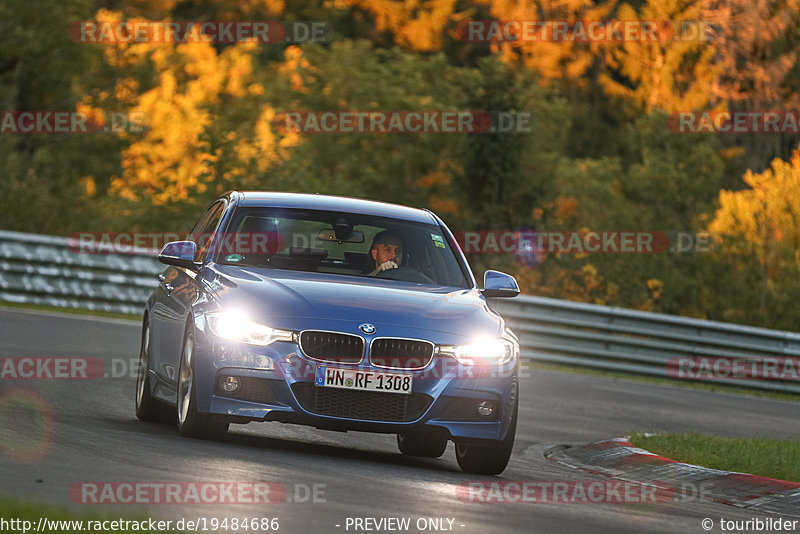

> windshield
[213,207,470,288]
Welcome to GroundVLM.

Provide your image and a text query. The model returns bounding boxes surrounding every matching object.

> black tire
[176,328,229,438]
[135,319,172,423]
[397,429,449,458]
[455,395,518,475]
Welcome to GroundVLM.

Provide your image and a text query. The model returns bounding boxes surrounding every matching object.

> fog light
[220,376,241,393]
[477,400,495,417]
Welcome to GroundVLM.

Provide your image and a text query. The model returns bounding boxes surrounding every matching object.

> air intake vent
[213,376,278,404]
[291,383,432,422]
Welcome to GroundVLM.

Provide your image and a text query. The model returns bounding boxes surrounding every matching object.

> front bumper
[191,326,518,442]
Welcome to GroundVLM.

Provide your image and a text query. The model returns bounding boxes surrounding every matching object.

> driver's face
[372,239,402,267]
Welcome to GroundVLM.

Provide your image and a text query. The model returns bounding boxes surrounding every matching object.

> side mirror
[157,241,199,270]
[482,270,520,298]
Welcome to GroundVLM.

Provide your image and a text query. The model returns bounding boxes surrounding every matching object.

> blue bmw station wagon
[136,191,521,474]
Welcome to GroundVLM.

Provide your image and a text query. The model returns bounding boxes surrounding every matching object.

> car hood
[204,265,503,339]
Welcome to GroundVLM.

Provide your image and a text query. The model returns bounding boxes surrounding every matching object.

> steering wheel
[375,266,435,284]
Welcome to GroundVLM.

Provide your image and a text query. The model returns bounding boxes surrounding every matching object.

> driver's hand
[376,260,398,272]
[370,261,398,276]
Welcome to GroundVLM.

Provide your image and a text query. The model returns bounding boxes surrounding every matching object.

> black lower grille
[291,383,432,422]
[369,338,434,369]
[300,331,364,363]
[439,396,499,421]
[214,376,278,404]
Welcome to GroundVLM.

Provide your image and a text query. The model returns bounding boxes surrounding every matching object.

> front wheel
[177,329,229,439]
[455,396,517,475]
[397,429,448,458]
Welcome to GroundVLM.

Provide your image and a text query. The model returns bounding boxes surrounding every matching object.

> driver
[368,230,403,276]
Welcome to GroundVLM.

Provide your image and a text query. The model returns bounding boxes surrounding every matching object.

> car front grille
[369,338,434,369]
[299,331,364,363]
[291,383,432,422]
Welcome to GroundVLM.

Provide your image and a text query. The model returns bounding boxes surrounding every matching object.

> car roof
[231,191,438,224]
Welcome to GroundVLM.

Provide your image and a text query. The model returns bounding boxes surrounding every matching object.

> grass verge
[629,432,800,482]
[0,498,182,533]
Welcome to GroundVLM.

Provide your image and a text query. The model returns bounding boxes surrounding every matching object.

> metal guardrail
[0,230,160,315]
[1,229,799,394]
[490,296,800,394]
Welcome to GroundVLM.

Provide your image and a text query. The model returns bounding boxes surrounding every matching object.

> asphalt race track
[1,308,799,534]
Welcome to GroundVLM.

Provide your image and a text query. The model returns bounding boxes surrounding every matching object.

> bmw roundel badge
[359,323,376,334]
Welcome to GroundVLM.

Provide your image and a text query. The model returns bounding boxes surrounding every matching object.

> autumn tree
[709,147,800,327]
[254,40,472,212]
[0,0,116,234]
[598,0,720,113]
[702,0,800,175]
[517,113,726,313]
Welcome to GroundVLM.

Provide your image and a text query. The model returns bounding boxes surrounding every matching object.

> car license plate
[315,366,412,394]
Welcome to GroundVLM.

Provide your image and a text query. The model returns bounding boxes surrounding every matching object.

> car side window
[188,201,225,262]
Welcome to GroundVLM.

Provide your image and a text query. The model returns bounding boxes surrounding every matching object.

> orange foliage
[414,159,462,214]
[703,0,800,108]
[334,0,730,110]
[710,147,800,253]
[279,46,316,93]
[91,10,290,205]
[599,0,720,112]
[515,261,620,305]
[709,146,800,312]
[332,0,466,51]
[554,196,578,220]
[333,0,613,81]
[429,195,459,215]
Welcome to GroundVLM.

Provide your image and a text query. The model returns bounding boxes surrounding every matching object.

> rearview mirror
[318,229,365,243]
[157,241,199,270]
[482,270,520,298]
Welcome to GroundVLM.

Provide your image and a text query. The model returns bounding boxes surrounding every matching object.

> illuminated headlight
[438,338,517,366]
[207,312,294,346]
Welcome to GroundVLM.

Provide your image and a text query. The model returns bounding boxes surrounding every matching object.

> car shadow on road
[102,415,494,481]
